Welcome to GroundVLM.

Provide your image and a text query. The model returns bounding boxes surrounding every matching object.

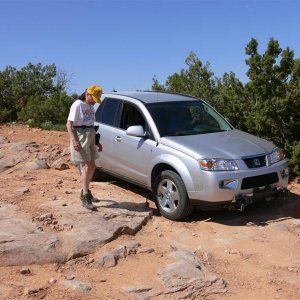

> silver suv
[94,91,289,220]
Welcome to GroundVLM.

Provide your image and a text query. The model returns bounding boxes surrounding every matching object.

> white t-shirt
[67,100,95,126]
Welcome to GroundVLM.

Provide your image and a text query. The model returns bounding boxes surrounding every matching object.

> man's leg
[87,160,96,186]
[81,161,89,194]
[86,160,98,202]
[80,161,95,210]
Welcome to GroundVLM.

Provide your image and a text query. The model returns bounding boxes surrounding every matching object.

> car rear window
[95,97,121,126]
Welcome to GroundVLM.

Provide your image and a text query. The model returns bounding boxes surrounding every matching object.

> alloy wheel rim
[157,178,180,213]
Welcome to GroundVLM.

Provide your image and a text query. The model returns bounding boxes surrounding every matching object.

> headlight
[269,147,285,165]
[199,159,239,171]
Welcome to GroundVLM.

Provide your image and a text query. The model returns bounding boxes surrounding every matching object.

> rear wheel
[153,170,194,221]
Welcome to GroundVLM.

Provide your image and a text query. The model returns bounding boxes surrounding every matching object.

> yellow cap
[86,84,102,103]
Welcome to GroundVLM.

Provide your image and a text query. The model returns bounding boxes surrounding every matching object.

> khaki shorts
[70,128,99,163]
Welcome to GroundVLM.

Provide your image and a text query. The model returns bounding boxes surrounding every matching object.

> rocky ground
[0,123,299,300]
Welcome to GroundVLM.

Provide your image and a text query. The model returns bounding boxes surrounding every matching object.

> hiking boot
[81,192,95,210]
[81,190,99,203]
[88,190,99,202]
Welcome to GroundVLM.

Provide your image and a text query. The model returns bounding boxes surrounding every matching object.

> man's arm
[66,120,81,151]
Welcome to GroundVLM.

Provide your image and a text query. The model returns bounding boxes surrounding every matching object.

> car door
[112,102,156,186]
[94,97,122,171]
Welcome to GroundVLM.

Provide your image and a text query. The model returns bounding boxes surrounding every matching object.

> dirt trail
[0,124,299,300]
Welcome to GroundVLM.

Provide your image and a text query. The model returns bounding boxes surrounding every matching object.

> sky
[0,0,299,95]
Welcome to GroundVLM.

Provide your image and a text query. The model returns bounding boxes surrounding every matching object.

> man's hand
[72,139,81,152]
[97,143,103,152]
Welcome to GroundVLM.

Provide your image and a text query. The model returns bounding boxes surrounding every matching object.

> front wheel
[153,170,194,221]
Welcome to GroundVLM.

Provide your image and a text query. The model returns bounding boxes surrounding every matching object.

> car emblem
[253,159,261,166]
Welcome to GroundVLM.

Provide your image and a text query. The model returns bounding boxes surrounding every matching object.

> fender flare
[148,154,195,191]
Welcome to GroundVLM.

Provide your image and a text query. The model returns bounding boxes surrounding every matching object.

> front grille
[243,155,266,168]
[241,172,279,190]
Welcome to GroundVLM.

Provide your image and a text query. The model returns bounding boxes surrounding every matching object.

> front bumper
[188,159,289,207]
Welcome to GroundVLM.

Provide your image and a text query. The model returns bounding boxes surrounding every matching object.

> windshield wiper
[200,129,228,134]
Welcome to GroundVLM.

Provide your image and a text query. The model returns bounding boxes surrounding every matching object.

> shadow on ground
[188,192,300,226]
[94,199,151,213]
[94,176,300,225]
[94,177,161,214]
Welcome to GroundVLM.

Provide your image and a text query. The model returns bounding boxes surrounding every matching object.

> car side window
[119,103,145,130]
[118,102,154,140]
[95,98,121,126]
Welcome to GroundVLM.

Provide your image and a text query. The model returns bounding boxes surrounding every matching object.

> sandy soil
[0,124,299,300]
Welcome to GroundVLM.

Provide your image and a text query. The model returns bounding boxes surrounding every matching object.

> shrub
[18,92,73,127]
[289,142,300,177]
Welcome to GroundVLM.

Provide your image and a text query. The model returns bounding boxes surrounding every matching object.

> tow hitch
[226,196,252,212]
[226,187,288,212]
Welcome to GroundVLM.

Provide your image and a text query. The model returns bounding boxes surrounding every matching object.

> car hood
[160,129,275,160]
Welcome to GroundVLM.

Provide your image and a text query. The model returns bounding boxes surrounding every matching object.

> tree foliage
[157,51,216,103]
[214,72,249,131]
[17,92,73,127]
[0,62,73,127]
[244,38,300,149]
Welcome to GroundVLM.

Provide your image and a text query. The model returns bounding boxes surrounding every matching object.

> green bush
[289,142,300,177]
[18,92,73,127]
[0,108,14,123]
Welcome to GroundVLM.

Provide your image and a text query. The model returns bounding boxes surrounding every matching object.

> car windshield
[146,100,232,137]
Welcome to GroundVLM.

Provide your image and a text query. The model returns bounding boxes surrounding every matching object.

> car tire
[153,170,194,221]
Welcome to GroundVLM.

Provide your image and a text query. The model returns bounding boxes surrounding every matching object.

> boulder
[158,250,227,298]
[19,159,49,171]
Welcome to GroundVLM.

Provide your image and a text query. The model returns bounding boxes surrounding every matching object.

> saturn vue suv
[93,91,289,220]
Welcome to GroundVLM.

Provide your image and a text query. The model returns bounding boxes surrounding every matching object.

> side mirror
[126,125,147,138]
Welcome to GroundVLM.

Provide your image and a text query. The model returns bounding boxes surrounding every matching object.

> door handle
[115,136,122,142]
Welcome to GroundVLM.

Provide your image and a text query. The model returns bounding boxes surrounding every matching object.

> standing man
[66,85,102,210]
